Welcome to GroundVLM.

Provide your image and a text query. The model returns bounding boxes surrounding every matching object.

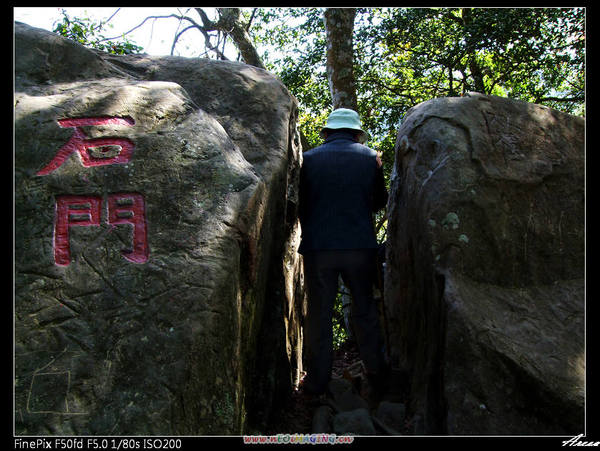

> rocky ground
[267,341,418,436]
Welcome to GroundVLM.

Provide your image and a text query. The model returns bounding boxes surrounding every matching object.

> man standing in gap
[298,108,389,401]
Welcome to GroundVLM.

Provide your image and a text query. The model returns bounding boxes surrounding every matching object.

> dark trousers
[302,249,385,395]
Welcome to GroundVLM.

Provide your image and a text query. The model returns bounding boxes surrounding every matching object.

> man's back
[299,130,387,253]
[299,109,389,398]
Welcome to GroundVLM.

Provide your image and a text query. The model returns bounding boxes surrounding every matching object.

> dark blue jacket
[298,130,388,254]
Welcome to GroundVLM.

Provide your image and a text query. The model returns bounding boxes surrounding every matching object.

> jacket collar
[323,130,358,144]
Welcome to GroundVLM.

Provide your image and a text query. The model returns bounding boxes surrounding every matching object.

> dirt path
[266,342,413,435]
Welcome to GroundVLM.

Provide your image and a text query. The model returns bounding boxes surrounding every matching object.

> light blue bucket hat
[320,108,370,143]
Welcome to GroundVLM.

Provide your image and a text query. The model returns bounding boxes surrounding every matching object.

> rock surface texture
[384,93,585,435]
[15,22,304,435]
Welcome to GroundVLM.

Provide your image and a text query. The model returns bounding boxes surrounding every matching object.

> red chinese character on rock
[107,193,149,264]
[53,193,149,266]
[37,116,135,176]
[54,195,102,266]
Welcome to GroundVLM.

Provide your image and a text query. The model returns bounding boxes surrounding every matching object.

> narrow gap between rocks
[262,251,421,436]
[266,342,417,436]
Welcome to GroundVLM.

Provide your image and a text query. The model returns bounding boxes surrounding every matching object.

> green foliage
[250,8,330,152]
[53,8,143,55]
[370,7,585,115]
[250,7,584,171]
[51,7,584,154]
[332,291,350,350]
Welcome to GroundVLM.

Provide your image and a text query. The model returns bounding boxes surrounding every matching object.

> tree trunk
[323,8,358,111]
[217,8,266,70]
[469,60,486,93]
[461,8,486,94]
[194,8,266,70]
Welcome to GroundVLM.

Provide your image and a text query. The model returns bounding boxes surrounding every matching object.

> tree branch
[195,7,218,31]
[536,95,585,103]
[171,24,196,55]
[100,14,181,42]
[100,8,265,68]
[216,8,266,69]
[246,8,258,32]
[92,8,121,33]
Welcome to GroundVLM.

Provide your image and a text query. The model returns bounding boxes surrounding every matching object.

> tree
[324,8,358,110]
[92,8,265,67]
[371,8,585,113]
[247,7,585,227]
[250,8,330,147]
[51,7,585,153]
[189,8,266,69]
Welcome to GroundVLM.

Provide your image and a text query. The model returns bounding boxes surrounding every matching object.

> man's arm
[298,163,307,223]
[373,152,388,212]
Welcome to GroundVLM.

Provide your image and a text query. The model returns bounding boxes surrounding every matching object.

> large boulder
[384,93,584,435]
[14,22,305,435]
